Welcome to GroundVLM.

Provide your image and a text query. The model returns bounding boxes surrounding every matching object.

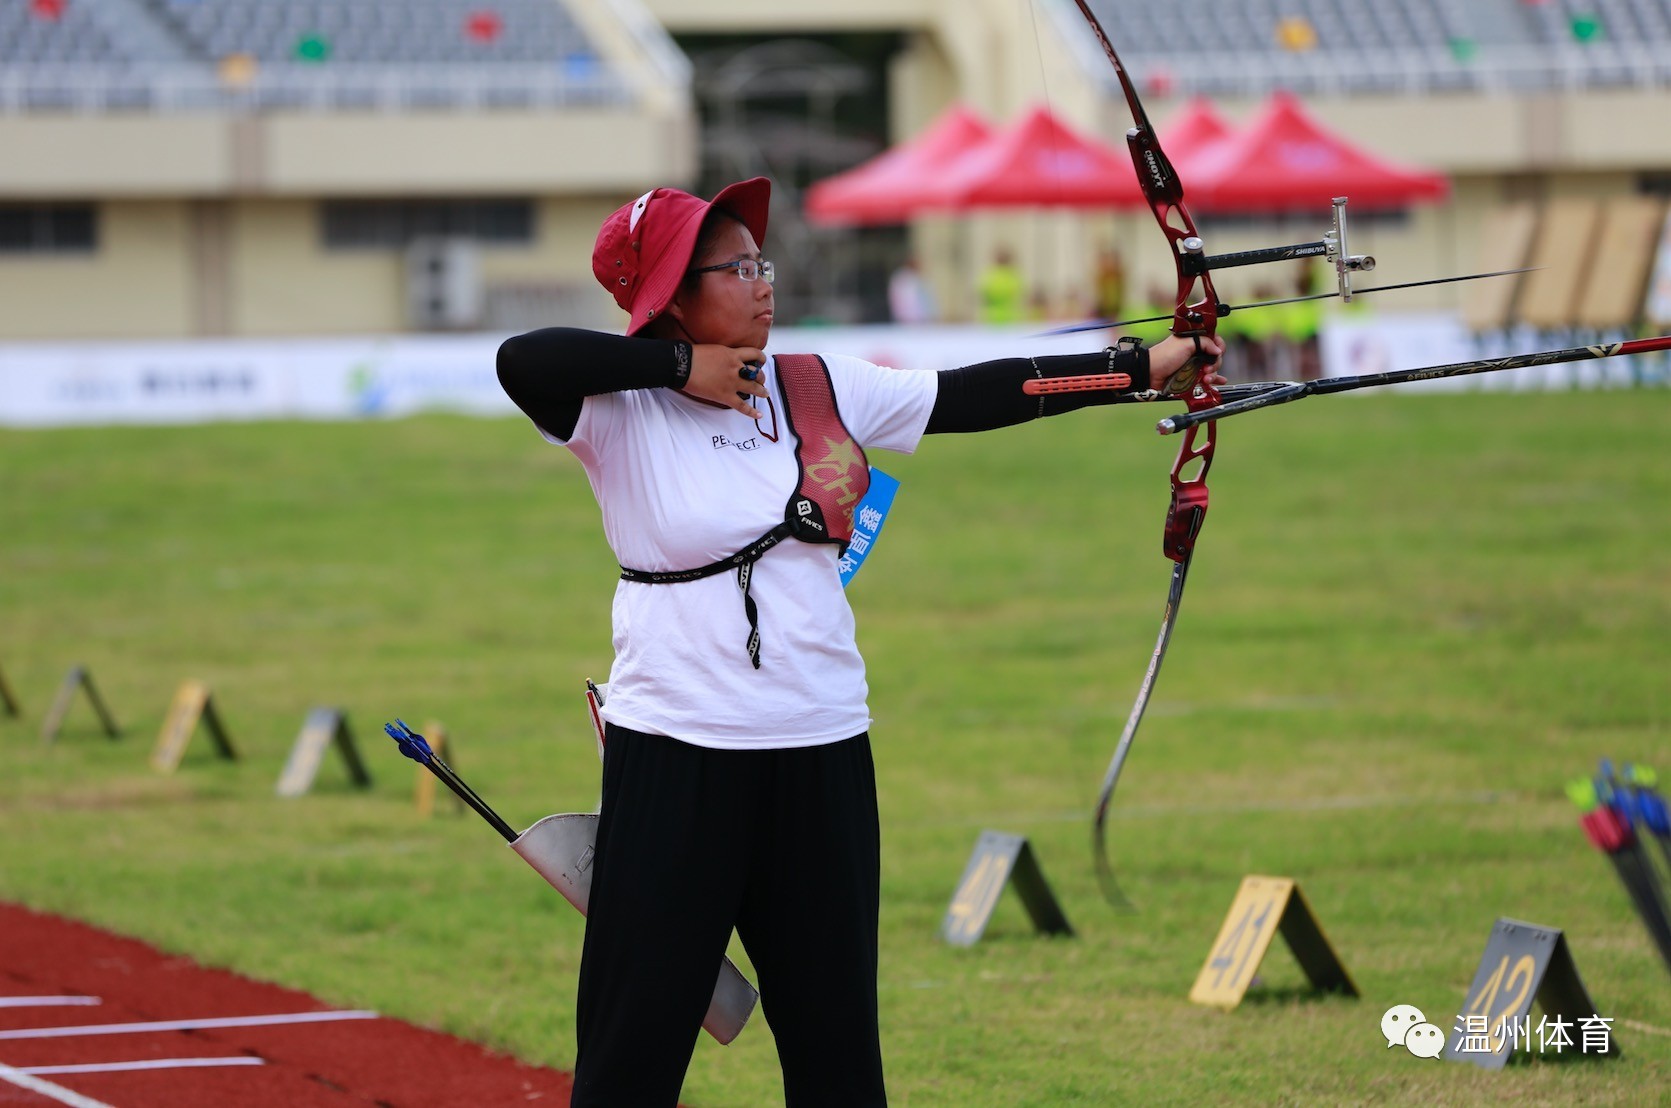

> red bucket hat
[592,177,771,335]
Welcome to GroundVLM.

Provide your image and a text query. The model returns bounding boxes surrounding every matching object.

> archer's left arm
[925,334,1224,434]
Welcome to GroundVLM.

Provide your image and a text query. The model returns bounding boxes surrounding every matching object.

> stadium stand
[140,0,598,67]
[1069,0,1671,96]
[0,0,636,111]
[0,0,1665,340]
[0,0,695,339]
[0,1,131,66]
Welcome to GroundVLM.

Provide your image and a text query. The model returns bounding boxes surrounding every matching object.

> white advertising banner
[0,315,1656,428]
[0,333,513,427]
[0,324,1100,428]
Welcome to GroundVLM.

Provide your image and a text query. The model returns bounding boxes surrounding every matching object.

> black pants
[570,725,886,1108]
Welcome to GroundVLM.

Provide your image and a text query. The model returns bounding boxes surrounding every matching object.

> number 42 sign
[1443,918,1619,1069]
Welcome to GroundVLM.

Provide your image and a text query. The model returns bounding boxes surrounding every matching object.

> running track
[0,902,576,1106]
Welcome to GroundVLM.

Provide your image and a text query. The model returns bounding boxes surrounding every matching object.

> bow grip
[1160,333,1223,397]
[1161,385,1219,562]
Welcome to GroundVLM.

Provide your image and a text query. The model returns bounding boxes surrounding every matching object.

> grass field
[3,387,1669,1106]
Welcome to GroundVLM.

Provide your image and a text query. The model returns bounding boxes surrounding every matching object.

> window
[320,199,534,250]
[1639,173,1671,198]
[0,204,97,254]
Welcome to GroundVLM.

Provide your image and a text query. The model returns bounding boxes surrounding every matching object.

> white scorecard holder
[510,813,759,1045]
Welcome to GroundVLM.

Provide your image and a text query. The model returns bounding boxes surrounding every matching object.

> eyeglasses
[752,393,779,443]
[690,258,775,284]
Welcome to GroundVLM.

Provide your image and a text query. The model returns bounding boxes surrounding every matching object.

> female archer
[496,176,1224,1107]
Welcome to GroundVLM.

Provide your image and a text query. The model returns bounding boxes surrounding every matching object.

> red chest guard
[774,353,870,550]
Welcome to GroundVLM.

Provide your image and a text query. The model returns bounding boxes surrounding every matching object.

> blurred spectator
[887,256,937,324]
[1284,263,1324,380]
[1028,287,1053,322]
[1235,284,1284,381]
[977,247,1025,324]
[1093,247,1126,322]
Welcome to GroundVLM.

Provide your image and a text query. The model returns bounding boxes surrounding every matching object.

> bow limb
[1068,0,1223,392]
[1069,0,1222,907]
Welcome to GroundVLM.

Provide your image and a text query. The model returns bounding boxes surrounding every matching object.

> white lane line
[0,1008,379,1041]
[0,997,101,1009]
[0,1062,117,1108]
[899,789,1520,829]
[23,1057,266,1076]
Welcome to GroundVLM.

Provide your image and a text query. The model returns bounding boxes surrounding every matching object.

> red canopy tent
[1188,91,1448,211]
[929,104,1142,210]
[805,99,1244,224]
[1157,96,1235,170]
[804,104,994,227]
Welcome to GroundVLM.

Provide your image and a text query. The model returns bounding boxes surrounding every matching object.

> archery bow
[1051,2,1671,909]
[1073,0,1217,910]
[1063,0,1374,908]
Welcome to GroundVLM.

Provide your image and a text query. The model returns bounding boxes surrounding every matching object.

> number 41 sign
[1189,875,1358,1010]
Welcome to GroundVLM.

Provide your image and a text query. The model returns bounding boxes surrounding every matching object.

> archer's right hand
[683,345,769,418]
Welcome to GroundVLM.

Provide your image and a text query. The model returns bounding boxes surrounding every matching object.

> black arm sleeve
[496,327,692,441]
[925,344,1151,434]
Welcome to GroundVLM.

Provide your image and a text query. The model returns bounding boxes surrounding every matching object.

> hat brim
[627,177,772,335]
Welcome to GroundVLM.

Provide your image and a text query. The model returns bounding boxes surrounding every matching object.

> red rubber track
[0,902,575,1107]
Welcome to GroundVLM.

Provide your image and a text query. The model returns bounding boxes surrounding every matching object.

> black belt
[618,523,794,669]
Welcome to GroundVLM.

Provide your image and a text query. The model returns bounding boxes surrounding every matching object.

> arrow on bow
[1154,333,1671,434]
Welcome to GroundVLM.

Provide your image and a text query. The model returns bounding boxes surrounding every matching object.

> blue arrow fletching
[384,718,434,764]
[1605,782,1638,824]
[1635,787,1670,836]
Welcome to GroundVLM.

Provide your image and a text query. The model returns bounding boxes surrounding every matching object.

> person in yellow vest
[1093,246,1127,323]
[1282,295,1324,380]
[977,246,1026,324]
[1215,296,1254,377]
[494,177,1224,1108]
[1241,285,1291,381]
[1284,260,1326,380]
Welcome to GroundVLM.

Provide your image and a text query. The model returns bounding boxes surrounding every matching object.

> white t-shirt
[543,352,938,750]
